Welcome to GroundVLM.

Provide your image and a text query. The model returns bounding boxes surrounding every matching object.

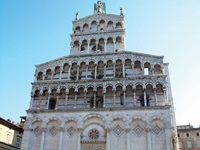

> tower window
[178,133,180,137]
[186,133,189,137]
[197,132,199,136]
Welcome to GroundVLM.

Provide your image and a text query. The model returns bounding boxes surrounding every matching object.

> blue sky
[0,0,200,126]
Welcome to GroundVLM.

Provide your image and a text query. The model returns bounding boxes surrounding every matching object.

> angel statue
[94,1,106,13]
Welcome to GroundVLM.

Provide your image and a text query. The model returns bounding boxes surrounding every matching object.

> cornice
[31,75,167,86]
[26,105,171,114]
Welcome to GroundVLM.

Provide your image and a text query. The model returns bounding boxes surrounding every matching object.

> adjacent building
[0,117,23,150]
[21,1,179,150]
[177,125,200,150]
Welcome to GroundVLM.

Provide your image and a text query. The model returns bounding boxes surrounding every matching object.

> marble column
[59,68,63,80]
[93,92,96,108]
[38,93,42,109]
[96,41,98,51]
[94,64,97,79]
[146,127,152,150]
[113,90,116,107]
[103,93,106,108]
[113,63,116,78]
[123,91,126,106]
[74,92,77,109]
[133,89,137,106]
[46,93,50,109]
[122,62,125,77]
[56,95,59,109]
[86,65,88,79]
[104,64,106,78]
[58,128,64,150]
[113,39,116,51]
[144,89,147,106]
[154,89,158,106]
[68,66,71,80]
[131,63,135,77]
[106,128,111,150]
[42,74,45,80]
[87,42,90,54]
[65,93,68,108]
[126,128,131,150]
[40,128,46,150]
[104,39,107,53]
[84,92,87,107]
[76,65,80,80]
[163,87,168,104]
[51,71,54,81]
[77,128,82,150]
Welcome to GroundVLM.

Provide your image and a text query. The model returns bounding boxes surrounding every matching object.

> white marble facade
[21,1,179,150]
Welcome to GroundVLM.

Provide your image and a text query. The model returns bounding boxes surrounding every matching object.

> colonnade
[31,83,166,110]
[73,20,123,34]
[36,60,163,81]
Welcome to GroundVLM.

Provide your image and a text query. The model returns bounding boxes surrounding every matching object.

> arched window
[74,26,80,33]
[37,72,43,80]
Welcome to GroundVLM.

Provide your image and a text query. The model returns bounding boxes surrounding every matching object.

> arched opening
[106,86,113,107]
[83,23,89,32]
[49,89,57,110]
[87,87,94,108]
[107,21,114,30]
[99,20,105,31]
[37,72,43,81]
[53,66,60,79]
[70,63,78,80]
[81,40,88,53]
[80,62,86,79]
[59,88,66,108]
[116,22,122,29]
[156,84,164,105]
[77,87,84,108]
[115,36,123,52]
[91,44,103,53]
[154,64,162,74]
[134,61,142,76]
[115,59,123,78]
[96,87,103,108]
[97,61,104,79]
[74,26,81,34]
[136,85,144,106]
[146,84,153,106]
[107,37,114,52]
[34,90,40,101]
[91,20,97,31]
[126,85,133,106]
[125,59,132,77]
[62,63,69,79]
[106,60,113,78]
[68,88,75,108]
[88,61,95,79]
[144,62,151,75]
[116,85,123,106]
[45,69,52,80]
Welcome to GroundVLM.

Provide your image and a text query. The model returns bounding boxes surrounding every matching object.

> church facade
[21,1,179,150]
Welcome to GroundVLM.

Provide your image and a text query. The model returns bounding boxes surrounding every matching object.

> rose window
[89,129,100,140]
